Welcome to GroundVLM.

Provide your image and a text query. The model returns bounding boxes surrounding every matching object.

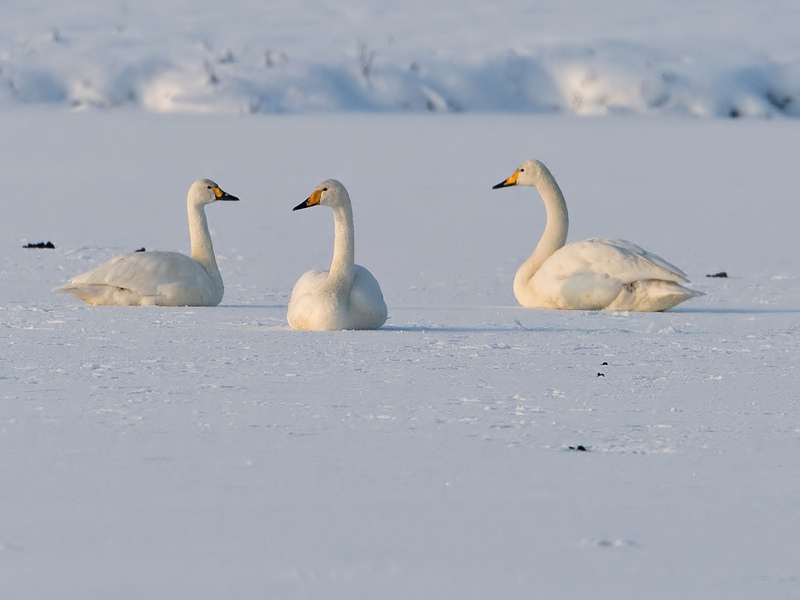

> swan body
[287,179,387,330]
[493,160,702,312]
[55,179,238,306]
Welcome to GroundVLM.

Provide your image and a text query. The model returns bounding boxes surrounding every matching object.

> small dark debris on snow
[134,247,146,252]
[706,271,728,278]
[597,372,605,377]
[601,361,608,366]
[513,318,532,330]
[24,241,55,249]
[569,445,588,452]
[766,90,792,111]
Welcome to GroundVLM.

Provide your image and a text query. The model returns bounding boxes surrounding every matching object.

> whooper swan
[493,160,702,312]
[287,179,387,330]
[55,179,238,306]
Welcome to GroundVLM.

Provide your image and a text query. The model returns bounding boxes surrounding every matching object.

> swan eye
[322,187,328,191]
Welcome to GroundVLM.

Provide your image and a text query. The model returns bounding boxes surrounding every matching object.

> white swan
[287,179,387,330]
[55,179,238,306]
[492,160,702,312]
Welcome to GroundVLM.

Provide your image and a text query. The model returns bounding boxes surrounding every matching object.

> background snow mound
[2,6,800,117]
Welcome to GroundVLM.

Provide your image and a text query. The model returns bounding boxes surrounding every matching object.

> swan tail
[608,279,704,312]
[53,282,159,306]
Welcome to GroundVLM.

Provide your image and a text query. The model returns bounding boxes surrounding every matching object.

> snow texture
[4,111,800,600]
[2,1,800,599]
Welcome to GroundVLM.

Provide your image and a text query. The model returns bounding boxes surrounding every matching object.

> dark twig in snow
[359,44,375,79]
[204,61,219,86]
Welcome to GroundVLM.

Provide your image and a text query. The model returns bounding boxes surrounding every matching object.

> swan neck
[328,203,355,289]
[516,172,569,286]
[188,201,222,286]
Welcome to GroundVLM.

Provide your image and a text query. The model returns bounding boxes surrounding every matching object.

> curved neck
[327,202,356,292]
[515,171,569,287]
[188,201,223,287]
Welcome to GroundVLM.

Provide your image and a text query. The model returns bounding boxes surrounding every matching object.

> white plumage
[55,179,238,306]
[287,179,387,330]
[493,160,702,311]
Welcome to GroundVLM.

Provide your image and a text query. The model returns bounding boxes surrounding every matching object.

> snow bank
[2,0,800,117]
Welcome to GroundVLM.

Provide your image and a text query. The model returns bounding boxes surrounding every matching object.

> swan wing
[57,251,217,306]
[287,270,332,330]
[288,270,329,304]
[545,238,689,284]
[348,265,388,329]
[530,238,699,311]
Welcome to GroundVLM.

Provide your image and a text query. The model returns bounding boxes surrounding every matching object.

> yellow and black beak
[293,188,323,211]
[492,170,519,189]
[213,186,239,201]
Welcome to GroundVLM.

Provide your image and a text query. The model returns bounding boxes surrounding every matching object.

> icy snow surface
[4,111,800,600]
[2,1,800,599]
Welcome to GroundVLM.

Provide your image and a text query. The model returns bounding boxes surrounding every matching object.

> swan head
[293,179,349,211]
[188,179,239,206]
[492,160,552,189]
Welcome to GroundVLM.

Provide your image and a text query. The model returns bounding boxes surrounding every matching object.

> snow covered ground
[4,112,800,600]
[2,1,800,599]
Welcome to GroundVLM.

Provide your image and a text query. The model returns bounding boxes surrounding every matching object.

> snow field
[2,111,799,598]
[2,1,800,597]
